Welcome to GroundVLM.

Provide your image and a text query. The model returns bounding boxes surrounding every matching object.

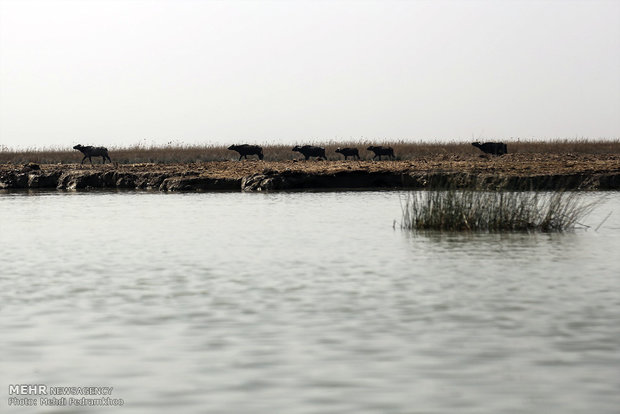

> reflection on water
[1,191,619,413]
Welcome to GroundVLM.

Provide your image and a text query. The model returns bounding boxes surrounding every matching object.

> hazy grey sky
[1,0,618,149]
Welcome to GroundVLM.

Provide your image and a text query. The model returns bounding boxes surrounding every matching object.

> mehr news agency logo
[8,384,124,407]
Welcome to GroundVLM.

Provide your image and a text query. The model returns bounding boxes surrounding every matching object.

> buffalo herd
[232,144,397,161]
[73,141,509,163]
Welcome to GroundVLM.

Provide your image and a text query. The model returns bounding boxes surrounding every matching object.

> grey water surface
[1,191,619,413]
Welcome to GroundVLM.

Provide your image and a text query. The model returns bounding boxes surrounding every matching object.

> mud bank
[241,170,620,191]
[2,155,620,192]
[0,166,241,191]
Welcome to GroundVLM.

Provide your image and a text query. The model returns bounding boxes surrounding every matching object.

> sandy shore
[2,153,620,191]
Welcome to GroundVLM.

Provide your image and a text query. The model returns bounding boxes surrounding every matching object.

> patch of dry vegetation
[401,188,600,232]
[1,139,618,165]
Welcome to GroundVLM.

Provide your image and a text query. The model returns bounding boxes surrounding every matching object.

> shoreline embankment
[2,154,620,192]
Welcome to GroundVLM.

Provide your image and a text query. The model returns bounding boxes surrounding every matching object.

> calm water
[1,191,619,413]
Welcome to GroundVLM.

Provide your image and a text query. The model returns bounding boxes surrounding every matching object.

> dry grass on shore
[1,139,619,165]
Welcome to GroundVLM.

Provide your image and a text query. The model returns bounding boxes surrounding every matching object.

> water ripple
[1,191,619,413]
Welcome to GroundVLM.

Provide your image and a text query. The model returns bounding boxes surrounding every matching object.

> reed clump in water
[401,189,599,232]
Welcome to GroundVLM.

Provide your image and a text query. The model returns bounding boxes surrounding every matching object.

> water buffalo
[292,145,327,160]
[335,147,360,160]
[73,144,112,164]
[367,145,395,160]
[472,142,507,156]
[228,144,264,160]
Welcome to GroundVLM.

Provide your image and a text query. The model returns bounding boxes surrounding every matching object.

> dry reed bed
[1,139,619,165]
[2,153,618,180]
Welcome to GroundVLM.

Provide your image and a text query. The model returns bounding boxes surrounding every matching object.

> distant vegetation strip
[1,139,619,164]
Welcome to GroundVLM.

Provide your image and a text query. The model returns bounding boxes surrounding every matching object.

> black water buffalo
[367,145,395,160]
[335,147,360,160]
[472,142,507,156]
[292,145,327,160]
[228,144,264,160]
[73,144,112,164]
